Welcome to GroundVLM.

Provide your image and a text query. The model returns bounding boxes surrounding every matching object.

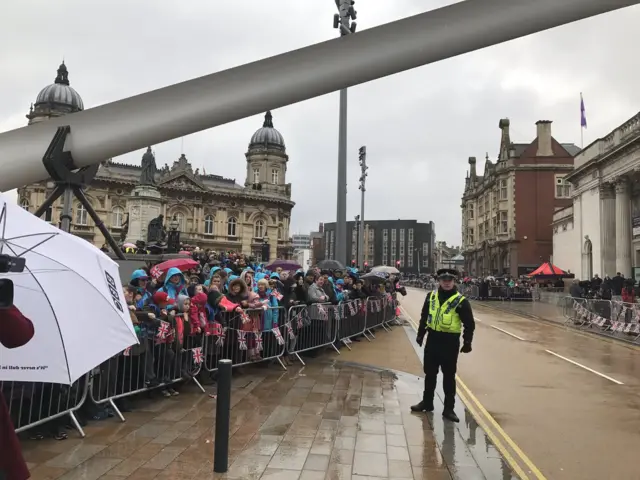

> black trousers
[423,331,460,410]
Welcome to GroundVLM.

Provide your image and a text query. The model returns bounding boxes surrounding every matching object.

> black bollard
[213,359,232,473]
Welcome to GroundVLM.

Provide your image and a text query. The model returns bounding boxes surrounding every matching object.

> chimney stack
[536,120,553,157]
[468,157,477,179]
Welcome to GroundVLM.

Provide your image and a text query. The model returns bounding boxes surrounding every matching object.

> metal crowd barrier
[563,297,640,342]
[336,299,369,348]
[458,284,534,302]
[287,303,339,365]
[6,300,399,435]
[1,374,89,437]
[201,306,288,373]
[90,326,206,422]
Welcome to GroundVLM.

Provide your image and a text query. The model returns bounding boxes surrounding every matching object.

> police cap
[436,268,458,280]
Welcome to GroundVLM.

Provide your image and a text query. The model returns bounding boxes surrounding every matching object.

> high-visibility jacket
[426,290,464,334]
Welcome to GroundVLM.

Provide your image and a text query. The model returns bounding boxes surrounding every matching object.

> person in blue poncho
[129,269,154,309]
[158,267,188,301]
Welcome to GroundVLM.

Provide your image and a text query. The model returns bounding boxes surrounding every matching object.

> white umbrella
[371,265,400,275]
[0,196,138,384]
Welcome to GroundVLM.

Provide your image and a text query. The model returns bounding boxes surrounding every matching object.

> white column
[615,177,632,277]
[600,183,616,277]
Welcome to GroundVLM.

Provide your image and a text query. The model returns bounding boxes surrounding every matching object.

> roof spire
[55,62,70,86]
[263,110,274,128]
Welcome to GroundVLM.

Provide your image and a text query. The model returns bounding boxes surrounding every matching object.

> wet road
[401,288,640,480]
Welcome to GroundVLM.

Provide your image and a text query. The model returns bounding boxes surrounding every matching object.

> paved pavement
[19,320,516,480]
[401,287,640,480]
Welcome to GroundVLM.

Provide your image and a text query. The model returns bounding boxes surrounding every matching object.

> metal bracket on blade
[34,126,125,260]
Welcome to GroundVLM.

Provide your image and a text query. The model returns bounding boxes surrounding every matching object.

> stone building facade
[461,119,578,277]
[17,63,295,261]
[552,112,640,280]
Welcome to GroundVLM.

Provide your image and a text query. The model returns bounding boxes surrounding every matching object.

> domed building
[17,64,294,260]
[27,62,84,124]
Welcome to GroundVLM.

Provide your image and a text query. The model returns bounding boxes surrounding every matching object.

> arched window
[227,217,237,237]
[271,169,279,184]
[204,215,215,235]
[112,206,125,227]
[76,203,88,225]
[19,198,29,211]
[254,219,265,239]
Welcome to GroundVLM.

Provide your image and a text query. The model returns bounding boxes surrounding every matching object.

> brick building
[461,119,578,277]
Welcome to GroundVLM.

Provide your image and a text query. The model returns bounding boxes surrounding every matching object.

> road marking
[456,377,548,480]
[456,388,531,480]
[400,304,547,480]
[544,350,624,385]
[490,325,527,341]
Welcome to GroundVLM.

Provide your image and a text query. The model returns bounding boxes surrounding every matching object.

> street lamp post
[354,214,360,267]
[333,0,357,266]
[358,146,367,268]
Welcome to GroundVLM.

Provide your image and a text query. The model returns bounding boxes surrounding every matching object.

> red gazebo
[527,262,570,278]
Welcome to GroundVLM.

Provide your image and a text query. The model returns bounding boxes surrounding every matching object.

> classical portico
[552,112,640,280]
[615,177,632,276]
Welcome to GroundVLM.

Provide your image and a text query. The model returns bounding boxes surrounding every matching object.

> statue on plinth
[119,214,129,243]
[147,214,167,244]
[139,147,158,186]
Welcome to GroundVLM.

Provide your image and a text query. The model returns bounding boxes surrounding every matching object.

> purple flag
[580,93,587,129]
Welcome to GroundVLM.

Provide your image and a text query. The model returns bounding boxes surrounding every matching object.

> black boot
[410,398,434,412]
[442,409,460,423]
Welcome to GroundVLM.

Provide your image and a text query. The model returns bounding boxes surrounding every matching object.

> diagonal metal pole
[0,0,637,191]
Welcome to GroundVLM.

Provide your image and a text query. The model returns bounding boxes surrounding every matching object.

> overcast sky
[1,1,639,246]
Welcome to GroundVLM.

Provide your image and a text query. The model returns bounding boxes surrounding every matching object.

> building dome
[34,63,84,112]
[249,111,285,151]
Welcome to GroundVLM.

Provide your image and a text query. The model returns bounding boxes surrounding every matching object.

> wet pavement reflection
[19,360,516,479]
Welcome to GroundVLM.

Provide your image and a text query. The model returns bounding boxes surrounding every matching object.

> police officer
[411,268,475,422]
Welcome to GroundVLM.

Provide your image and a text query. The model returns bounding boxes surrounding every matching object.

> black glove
[460,343,472,353]
[416,335,424,347]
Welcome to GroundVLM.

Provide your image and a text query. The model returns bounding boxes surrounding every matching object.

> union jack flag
[272,290,283,301]
[123,346,132,356]
[192,347,204,364]
[317,304,328,320]
[157,320,170,340]
[286,322,295,340]
[272,327,284,345]
[239,310,251,324]
[215,327,226,347]
[237,330,248,350]
[347,302,357,316]
[254,332,263,352]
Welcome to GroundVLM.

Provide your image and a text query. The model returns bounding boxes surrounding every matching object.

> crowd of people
[4,249,405,449]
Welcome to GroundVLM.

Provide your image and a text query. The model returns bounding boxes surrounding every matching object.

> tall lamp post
[354,214,360,267]
[357,146,367,268]
[332,0,357,265]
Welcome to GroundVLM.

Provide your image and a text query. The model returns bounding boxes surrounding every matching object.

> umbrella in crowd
[266,259,302,271]
[122,242,136,250]
[317,259,345,271]
[0,196,138,384]
[150,258,199,279]
[361,271,388,284]
[371,265,400,275]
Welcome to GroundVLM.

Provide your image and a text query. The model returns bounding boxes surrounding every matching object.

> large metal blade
[0,0,637,191]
